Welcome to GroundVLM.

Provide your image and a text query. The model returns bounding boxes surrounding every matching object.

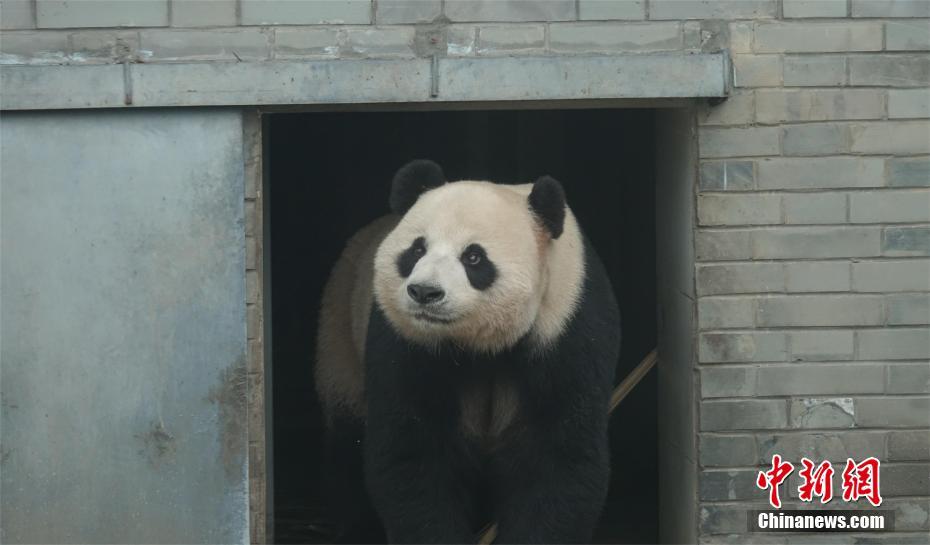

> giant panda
[315,159,621,544]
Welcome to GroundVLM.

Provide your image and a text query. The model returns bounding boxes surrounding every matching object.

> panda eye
[463,251,482,266]
[411,237,426,256]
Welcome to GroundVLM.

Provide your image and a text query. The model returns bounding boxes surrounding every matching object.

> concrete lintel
[1,53,729,110]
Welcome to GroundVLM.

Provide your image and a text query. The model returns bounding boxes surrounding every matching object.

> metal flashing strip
[1,53,729,110]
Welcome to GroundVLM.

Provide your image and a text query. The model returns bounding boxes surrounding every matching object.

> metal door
[1,109,249,543]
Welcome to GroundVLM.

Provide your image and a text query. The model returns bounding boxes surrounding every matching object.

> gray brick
[699,332,788,363]
[850,122,930,155]
[139,29,269,61]
[699,297,756,329]
[753,22,882,53]
[783,0,848,18]
[697,263,785,296]
[757,295,884,327]
[477,25,544,54]
[345,28,416,58]
[856,396,930,426]
[889,362,930,395]
[783,55,847,87]
[858,328,930,360]
[890,498,930,531]
[700,469,760,501]
[853,260,930,292]
[700,434,757,467]
[0,0,33,29]
[376,0,441,24]
[885,227,930,256]
[887,20,930,51]
[445,0,575,22]
[699,92,755,126]
[782,124,850,156]
[758,364,885,396]
[783,193,847,225]
[889,158,930,188]
[852,0,930,17]
[171,0,236,27]
[697,194,781,227]
[884,463,930,496]
[702,366,756,398]
[0,30,69,64]
[70,30,140,63]
[790,330,856,361]
[548,22,682,53]
[578,0,644,20]
[696,231,753,261]
[785,261,851,292]
[729,21,753,53]
[701,400,788,431]
[756,89,885,123]
[888,430,930,461]
[790,397,855,428]
[733,54,782,87]
[699,127,780,158]
[240,0,370,25]
[650,0,776,19]
[274,28,339,59]
[758,431,884,463]
[37,0,168,28]
[851,190,930,224]
[446,25,477,56]
[758,157,885,189]
[889,89,930,119]
[700,161,755,190]
[752,227,882,259]
[698,505,749,536]
[887,293,930,324]
[849,55,930,87]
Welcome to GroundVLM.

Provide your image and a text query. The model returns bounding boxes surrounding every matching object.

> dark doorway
[269,108,658,543]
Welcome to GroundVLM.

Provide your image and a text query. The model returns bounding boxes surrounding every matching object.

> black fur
[396,237,426,278]
[528,176,566,239]
[461,243,497,291]
[364,237,620,544]
[390,160,446,215]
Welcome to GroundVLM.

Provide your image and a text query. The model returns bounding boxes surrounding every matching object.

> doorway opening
[267,108,669,543]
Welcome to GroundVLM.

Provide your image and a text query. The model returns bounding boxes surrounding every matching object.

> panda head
[373,159,570,353]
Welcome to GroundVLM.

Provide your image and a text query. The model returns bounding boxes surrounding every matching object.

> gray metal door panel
[1,109,248,543]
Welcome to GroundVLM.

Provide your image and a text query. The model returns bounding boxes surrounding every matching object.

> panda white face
[373,182,546,353]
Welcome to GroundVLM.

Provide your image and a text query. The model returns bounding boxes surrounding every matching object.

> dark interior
[269,109,658,543]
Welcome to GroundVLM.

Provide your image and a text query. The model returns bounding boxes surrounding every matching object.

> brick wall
[2,1,927,543]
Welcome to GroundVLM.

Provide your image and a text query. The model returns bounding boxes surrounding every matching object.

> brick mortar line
[698,325,930,332]
[700,427,930,436]
[698,292,930,298]
[702,461,930,472]
[703,393,930,401]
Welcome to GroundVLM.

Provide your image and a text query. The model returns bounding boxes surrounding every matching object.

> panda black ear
[528,175,566,240]
[389,159,446,214]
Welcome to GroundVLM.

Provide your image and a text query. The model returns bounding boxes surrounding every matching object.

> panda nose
[407,283,445,305]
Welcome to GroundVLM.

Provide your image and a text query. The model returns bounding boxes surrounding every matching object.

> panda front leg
[490,393,611,544]
[363,398,479,544]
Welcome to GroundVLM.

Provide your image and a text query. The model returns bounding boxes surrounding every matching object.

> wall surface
[1,1,928,544]
[0,109,249,543]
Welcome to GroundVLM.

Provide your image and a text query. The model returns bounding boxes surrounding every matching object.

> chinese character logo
[757,454,794,509]
[842,457,883,507]
[798,458,834,504]
[758,455,882,508]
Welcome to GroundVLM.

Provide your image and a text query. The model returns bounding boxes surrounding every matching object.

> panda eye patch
[461,244,496,291]
[396,237,427,278]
